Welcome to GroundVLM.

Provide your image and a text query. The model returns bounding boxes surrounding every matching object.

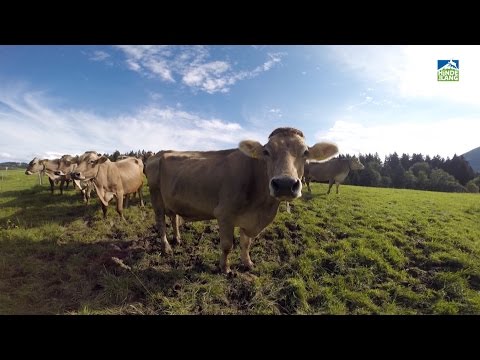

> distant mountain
[0,162,28,170]
[462,147,480,173]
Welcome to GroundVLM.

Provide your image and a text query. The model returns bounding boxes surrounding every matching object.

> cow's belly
[164,196,216,221]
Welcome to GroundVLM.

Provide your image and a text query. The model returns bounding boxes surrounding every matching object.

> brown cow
[145,127,338,274]
[25,157,71,194]
[54,154,95,203]
[71,152,145,219]
[304,156,364,194]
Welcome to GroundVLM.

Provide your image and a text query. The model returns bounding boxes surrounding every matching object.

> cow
[304,156,365,194]
[25,157,71,194]
[53,154,96,203]
[70,152,145,220]
[145,127,338,274]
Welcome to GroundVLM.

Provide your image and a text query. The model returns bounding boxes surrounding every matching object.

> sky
[1,45,480,163]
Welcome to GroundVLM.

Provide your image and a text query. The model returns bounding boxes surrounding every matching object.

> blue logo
[438,60,459,81]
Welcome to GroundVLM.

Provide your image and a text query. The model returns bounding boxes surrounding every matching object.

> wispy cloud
[114,46,285,94]
[329,45,480,106]
[0,85,264,162]
[316,118,480,159]
[89,50,111,62]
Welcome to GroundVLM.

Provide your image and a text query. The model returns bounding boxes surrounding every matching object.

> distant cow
[304,157,364,194]
[71,152,145,219]
[145,127,338,274]
[25,157,71,194]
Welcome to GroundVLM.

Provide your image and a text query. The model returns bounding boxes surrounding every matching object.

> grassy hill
[0,170,479,314]
[463,146,480,173]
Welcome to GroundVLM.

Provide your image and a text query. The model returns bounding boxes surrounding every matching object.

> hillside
[463,147,480,173]
[0,170,479,314]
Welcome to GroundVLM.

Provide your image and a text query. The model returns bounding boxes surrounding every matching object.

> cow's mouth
[71,172,86,180]
[269,176,302,200]
[25,170,33,175]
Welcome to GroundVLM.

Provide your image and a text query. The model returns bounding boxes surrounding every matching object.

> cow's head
[53,155,79,177]
[70,152,106,181]
[25,157,43,175]
[349,156,365,171]
[239,127,338,200]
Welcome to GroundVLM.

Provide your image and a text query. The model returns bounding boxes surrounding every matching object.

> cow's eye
[303,150,310,157]
[263,149,270,157]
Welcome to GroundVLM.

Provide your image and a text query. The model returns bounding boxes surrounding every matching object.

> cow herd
[25,127,365,274]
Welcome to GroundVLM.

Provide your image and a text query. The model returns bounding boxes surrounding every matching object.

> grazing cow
[304,156,365,194]
[145,127,338,274]
[25,157,71,194]
[71,152,145,220]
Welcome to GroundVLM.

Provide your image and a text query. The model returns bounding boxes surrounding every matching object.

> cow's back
[308,159,350,182]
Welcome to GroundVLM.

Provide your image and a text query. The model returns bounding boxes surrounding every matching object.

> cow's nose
[270,176,301,199]
[73,172,80,178]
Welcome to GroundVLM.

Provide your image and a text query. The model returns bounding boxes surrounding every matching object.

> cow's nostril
[292,179,301,193]
[271,179,280,192]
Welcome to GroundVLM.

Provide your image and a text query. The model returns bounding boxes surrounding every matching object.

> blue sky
[1,45,480,163]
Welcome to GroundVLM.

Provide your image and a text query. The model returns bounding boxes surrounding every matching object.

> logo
[437,60,459,81]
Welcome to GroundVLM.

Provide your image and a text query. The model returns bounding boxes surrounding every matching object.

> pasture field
[0,169,479,314]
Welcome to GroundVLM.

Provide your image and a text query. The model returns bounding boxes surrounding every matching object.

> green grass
[1,169,480,314]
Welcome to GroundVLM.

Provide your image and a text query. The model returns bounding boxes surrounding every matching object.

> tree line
[21,149,476,194]
[344,152,480,193]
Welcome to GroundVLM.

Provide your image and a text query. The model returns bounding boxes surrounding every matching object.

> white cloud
[316,118,480,159]
[114,46,285,94]
[329,45,480,106]
[89,50,110,62]
[0,87,263,162]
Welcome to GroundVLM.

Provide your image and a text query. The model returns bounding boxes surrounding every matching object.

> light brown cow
[25,157,71,194]
[304,156,364,194]
[145,127,338,274]
[71,152,145,219]
[54,154,95,203]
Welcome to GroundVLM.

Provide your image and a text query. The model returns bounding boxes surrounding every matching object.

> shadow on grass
[0,235,197,314]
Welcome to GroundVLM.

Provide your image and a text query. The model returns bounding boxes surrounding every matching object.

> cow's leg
[218,219,234,274]
[101,203,108,219]
[327,179,334,194]
[336,181,340,194]
[124,194,129,208]
[48,178,54,194]
[239,228,254,270]
[59,179,65,195]
[150,188,172,254]
[65,179,70,190]
[306,177,312,193]
[86,183,93,204]
[138,186,144,207]
[170,214,181,245]
[116,192,125,221]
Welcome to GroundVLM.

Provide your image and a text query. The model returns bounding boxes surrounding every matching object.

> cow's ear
[239,140,265,160]
[307,142,338,161]
[97,156,109,164]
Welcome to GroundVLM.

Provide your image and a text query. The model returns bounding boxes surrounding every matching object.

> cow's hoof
[243,261,255,271]
[172,237,182,246]
[162,243,173,255]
